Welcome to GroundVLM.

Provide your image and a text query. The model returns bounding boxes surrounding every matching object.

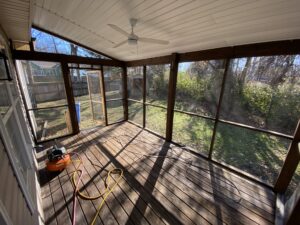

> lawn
[128,100,300,198]
[33,96,299,198]
[33,94,124,141]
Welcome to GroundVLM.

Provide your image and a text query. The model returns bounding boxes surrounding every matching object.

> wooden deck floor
[37,122,276,225]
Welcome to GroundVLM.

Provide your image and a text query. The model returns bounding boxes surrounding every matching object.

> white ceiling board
[0,0,31,41]
[1,0,300,61]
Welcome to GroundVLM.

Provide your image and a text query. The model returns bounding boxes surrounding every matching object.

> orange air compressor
[46,145,71,172]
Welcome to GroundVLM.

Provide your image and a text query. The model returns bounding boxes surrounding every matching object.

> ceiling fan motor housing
[128,33,138,45]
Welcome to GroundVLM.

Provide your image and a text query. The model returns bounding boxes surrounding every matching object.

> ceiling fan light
[128,39,137,45]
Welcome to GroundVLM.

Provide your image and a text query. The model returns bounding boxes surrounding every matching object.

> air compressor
[46,145,71,172]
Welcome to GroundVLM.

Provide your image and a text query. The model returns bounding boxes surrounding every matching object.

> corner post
[166,53,179,142]
[61,62,79,134]
[122,66,128,121]
[143,65,146,128]
[274,120,300,193]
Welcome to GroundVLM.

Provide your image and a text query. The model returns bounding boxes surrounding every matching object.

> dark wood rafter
[208,59,230,159]
[126,55,172,67]
[124,39,300,67]
[143,66,146,128]
[100,65,108,126]
[32,24,120,61]
[61,62,79,134]
[13,50,124,67]
[122,66,128,121]
[166,53,179,141]
[274,120,300,193]
[179,39,300,62]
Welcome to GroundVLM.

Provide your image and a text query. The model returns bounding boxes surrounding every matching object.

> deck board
[38,122,276,225]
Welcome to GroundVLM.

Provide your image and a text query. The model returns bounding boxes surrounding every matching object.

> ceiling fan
[108,18,169,48]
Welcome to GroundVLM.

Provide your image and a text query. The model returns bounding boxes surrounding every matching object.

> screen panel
[30,106,71,141]
[146,105,167,137]
[103,66,123,100]
[127,67,143,101]
[106,100,124,124]
[176,60,225,117]
[220,55,300,135]
[21,61,68,109]
[212,123,291,184]
[146,64,170,107]
[172,112,214,156]
[128,100,143,125]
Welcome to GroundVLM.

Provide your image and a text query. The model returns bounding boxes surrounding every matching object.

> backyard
[128,56,300,197]
[21,55,300,198]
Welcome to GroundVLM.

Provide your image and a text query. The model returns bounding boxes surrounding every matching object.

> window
[128,101,143,125]
[127,67,143,101]
[220,55,300,135]
[0,35,35,213]
[0,83,11,116]
[103,66,124,124]
[146,64,169,107]
[0,53,10,80]
[172,60,225,155]
[209,55,300,185]
[145,64,170,136]
[31,28,110,59]
[17,60,71,141]
[212,123,291,185]
[176,61,224,117]
[70,69,105,129]
[127,67,143,126]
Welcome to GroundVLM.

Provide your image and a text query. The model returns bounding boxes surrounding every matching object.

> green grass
[128,101,300,197]
[35,96,299,198]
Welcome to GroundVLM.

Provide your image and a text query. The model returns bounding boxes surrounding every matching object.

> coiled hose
[69,152,123,225]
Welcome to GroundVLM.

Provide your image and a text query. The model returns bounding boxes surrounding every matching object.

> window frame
[0,80,36,214]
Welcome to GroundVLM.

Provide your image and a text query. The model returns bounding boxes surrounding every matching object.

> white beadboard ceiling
[0,0,33,41]
[2,0,300,61]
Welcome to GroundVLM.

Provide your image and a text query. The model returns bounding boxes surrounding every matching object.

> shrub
[242,82,273,115]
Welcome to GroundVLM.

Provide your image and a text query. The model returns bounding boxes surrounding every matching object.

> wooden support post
[98,70,106,121]
[165,53,179,142]
[283,178,300,225]
[143,66,146,128]
[274,120,300,193]
[61,62,79,134]
[208,59,230,159]
[123,66,128,121]
[29,39,34,52]
[86,73,95,120]
[100,65,108,126]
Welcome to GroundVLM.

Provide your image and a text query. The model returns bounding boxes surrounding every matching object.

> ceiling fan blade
[113,40,127,48]
[108,24,129,37]
[139,37,169,45]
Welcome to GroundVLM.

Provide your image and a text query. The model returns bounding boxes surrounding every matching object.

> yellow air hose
[69,154,123,225]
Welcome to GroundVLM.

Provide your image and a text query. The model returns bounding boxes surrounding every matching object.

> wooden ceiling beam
[12,50,125,67]
[125,39,300,66]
